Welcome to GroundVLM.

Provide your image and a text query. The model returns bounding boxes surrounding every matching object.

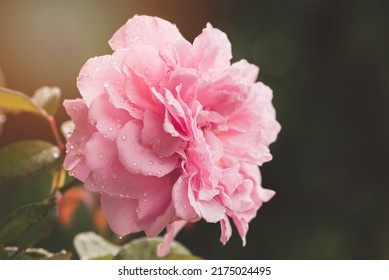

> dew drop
[70,145,74,150]
[157,170,162,176]
[133,162,138,167]
[103,82,110,89]
[148,161,154,165]
[147,172,152,176]
[91,119,97,126]
[121,135,127,141]
[135,208,140,213]
[118,235,123,240]
[115,123,122,129]
[99,153,104,159]
[108,127,114,132]
[143,192,148,197]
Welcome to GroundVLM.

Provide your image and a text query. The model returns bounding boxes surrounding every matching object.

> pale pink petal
[85,159,169,199]
[231,215,249,246]
[172,175,200,221]
[88,94,131,139]
[159,67,198,105]
[197,199,225,223]
[160,40,192,70]
[77,55,120,107]
[63,99,96,181]
[109,15,184,51]
[231,59,259,83]
[220,216,232,245]
[157,220,187,257]
[204,130,223,163]
[100,194,141,236]
[258,188,276,203]
[117,119,179,177]
[185,23,232,72]
[144,203,175,237]
[113,45,166,86]
[141,109,182,157]
[85,132,116,169]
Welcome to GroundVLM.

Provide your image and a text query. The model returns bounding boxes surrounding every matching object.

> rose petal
[85,159,169,199]
[109,15,184,51]
[89,94,131,139]
[220,216,232,245]
[113,45,166,86]
[85,132,116,169]
[63,99,96,181]
[117,119,179,177]
[197,199,225,223]
[172,175,200,221]
[141,109,181,157]
[157,220,187,257]
[231,215,249,246]
[185,23,232,72]
[77,55,121,107]
[100,194,140,236]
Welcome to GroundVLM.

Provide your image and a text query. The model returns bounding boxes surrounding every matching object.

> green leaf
[73,232,120,260]
[32,87,61,116]
[0,140,59,186]
[0,202,57,259]
[115,237,192,260]
[1,247,71,260]
[0,87,47,118]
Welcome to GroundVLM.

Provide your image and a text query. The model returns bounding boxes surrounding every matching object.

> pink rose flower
[64,15,280,256]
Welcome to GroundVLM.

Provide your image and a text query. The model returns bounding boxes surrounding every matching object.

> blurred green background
[1,0,388,259]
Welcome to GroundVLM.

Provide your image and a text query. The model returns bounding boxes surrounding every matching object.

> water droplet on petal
[99,153,104,159]
[157,170,162,175]
[115,123,122,129]
[143,192,148,197]
[135,208,140,213]
[148,161,153,165]
[122,135,127,141]
[118,235,123,240]
[133,162,138,167]
[91,119,97,126]
[108,127,113,132]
